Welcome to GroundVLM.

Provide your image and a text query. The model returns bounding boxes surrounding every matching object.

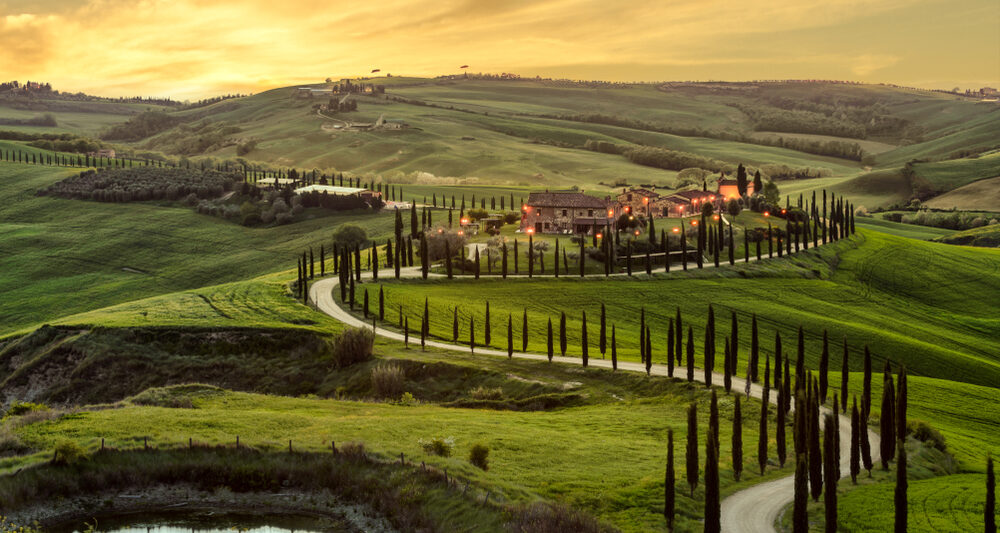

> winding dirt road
[309,261,878,533]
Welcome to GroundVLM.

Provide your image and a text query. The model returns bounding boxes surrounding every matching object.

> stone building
[520,191,616,234]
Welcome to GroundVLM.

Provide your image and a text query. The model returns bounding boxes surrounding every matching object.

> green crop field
[0,162,395,334]
[924,176,1000,212]
[360,230,1000,388]
[839,474,994,532]
[853,217,957,240]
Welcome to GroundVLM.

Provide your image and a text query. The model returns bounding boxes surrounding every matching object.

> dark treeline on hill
[560,113,869,161]
[730,100,924,142]
[102,110,181,141]
[0,114,58,127]
[39,166,237,203]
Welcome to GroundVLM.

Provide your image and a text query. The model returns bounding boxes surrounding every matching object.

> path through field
[310,261,879,533]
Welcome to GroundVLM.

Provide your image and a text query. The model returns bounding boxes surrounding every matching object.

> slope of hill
[923,175,1000,212]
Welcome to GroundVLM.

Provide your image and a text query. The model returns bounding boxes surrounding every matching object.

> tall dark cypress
[379,286,385,321]
[421,237,429,279]
[895,439,908,533]
[880,364,896,470]
[469,315,475,353]
[522,309,529,351]
[474,247,480,279]
[733,395,743,481]
[809,381,823,501]
[862,346,873,419]
[986,455,995,533]
[559,311,567,356]
[506,314,513,358]
[611,325,618,371]
[823,413,838,533]
[640,307,647,365]
[445,240,453,279]
[554,239,560,277]
[579,237,586,277]
[501,242,508,279]
[665,428,675,530]
[686,402,699,496]
[748,313,760,383]
[819,330,829,403]
[795,326,806,393]
[841,338,850,412]
[896,366,907,446]
[758,378,769,476]
[547,318,554,362]
[453,307,459,342]
[777,367,787,467]
[421,298,428,350]
[723,338,732,393]
[705,304,716,387]
[730,310,739,376]
[581,311,589,368]
[483,301,491,346]
[850,396,861,484]
[705,433,721,533]
[667,318,675,378]
[793,452,809,533]
[675,307,683,366]
[710,389,720,452]
[363,288,369,318]
[686,326,695,382]
[644,326,652,375]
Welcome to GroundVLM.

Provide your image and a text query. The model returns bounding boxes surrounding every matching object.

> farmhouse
[86,149,116,159]
[520,191,616,234]
[616,187,660,217]
[666,189,720,214]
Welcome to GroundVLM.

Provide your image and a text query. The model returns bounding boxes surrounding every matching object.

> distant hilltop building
[86,149,116,159]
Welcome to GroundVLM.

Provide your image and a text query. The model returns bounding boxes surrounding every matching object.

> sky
[1,0,997,100]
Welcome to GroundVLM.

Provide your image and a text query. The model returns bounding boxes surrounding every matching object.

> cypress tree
[554,239,560,277]
[751,314,760,382]
[784,350,792,417]
[823,413,838,533]
[809,381,823,501]
[379,286,385,321]
[599,303,607,358]
[445,240,453,279]
[705,304,716,386]
[640,307,647,365]
[841,338,850,412]
[474,247,480,279]
[514,239,519,274]
[850,396,861,484]
[404,316,409,348]
[880,365,896,470]
[793,452,809,533]
[372,246,379,281]
[862,346,872,419]
[895,439,908,533]
[579,236,586,277]
[363,288,369,318]
[795,326,805,393]
[506,314,513,358]
[681,228,688,270]
[547,318,554,362]
[453,307,459,341]
[665,428,675,530]
[528,234,534,277]
[676,307,683,366]
[522,309,529,351]
[723,338,732,393]
[733,395,743,481]
[710,389,720,451]
[421,237,429,279]
[667,318,675,377]
[686,326,695,382]
[777,375,787,467]
[581,311,589,368]
[686,402,699,496]
[484,301,491,346]
[626,240,633,276]
[501,242,508,279]
[705,434,721,533]
[645,325,652,375]
[986,455,995,533]
[728,223,735,265]
[758,383,769,475]
[611,325,618,371]
[469,316,475,353]
[559,311,567,356]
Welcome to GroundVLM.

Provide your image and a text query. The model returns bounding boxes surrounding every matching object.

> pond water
[50,510,354,533]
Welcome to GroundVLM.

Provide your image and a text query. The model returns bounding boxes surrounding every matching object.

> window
[588,210,594,217]
[544,222,550,229]
[562,209,568,217]
[627,194,632,201]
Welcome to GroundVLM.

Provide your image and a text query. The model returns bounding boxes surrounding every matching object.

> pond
[49,509,354,533]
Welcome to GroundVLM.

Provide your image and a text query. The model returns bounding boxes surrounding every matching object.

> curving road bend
[309,265,879,533]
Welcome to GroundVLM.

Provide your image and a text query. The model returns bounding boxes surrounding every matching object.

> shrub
[0,424,29,457]
[468,386,504,401]
[505,502,611,533]
[53,440,86,465]
[906,420,947,452]
[2,402,48,420]
[332,327,375,367]
[371,365,405,399]
[469,443,489,471]
[420,436,454,457]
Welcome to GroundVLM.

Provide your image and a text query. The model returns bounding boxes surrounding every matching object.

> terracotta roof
[620,188,660,197]
[671,190,716,201]
[526,191,608,209]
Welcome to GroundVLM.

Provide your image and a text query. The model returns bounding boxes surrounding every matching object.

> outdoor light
[764,211,770,217]
[643,197,649,204]
[596,233,603,239]
[628,215,634,221]
[635,230,640,236]
[692,220,698,226]
[608,210,614,217]
[461,218,469,224]
[672,228,680,233]
[713,215,719,220]
[781,209,787,214]
[458,230,464,235]
[527,228,534,234]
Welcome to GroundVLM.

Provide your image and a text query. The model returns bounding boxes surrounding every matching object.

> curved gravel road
[309,263,879,533]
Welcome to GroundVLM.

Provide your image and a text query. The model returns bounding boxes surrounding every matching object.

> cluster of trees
[325,97,358,112]
[0,113,57,127]
[298,190,384,211]
[102,110,181,141]
[732,102,868,139]
[40,166,237,203]
[884,210,999,231]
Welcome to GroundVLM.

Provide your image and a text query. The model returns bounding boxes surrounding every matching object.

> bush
[332,327,375,367]
[0,424,29,457]
[505,502,612,533]
[370,365,405,399]
[906,420,947,452]
[332,224,369,250]
[53,440,86,465]
[469,443,489,471]
[419,436,454,457]
[468,386,504,401]
[2,402,48,420]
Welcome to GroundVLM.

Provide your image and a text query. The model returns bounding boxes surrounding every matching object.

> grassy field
[0,162,396,334]
[6,343,791,533]
[356,230,1000,388]
[853,217,957,240]
[932,224,1000,247]
[923,176,1000,212]
[838,474,994,532]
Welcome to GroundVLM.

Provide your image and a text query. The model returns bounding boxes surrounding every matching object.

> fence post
[236,435,240,449]
[332,441,337,455]
[189,437,192,449]
[289,440,293,453]
[400,452,404,465]
[101,437,105,451]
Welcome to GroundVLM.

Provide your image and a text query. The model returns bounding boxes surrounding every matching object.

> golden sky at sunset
[1,0,997,99]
